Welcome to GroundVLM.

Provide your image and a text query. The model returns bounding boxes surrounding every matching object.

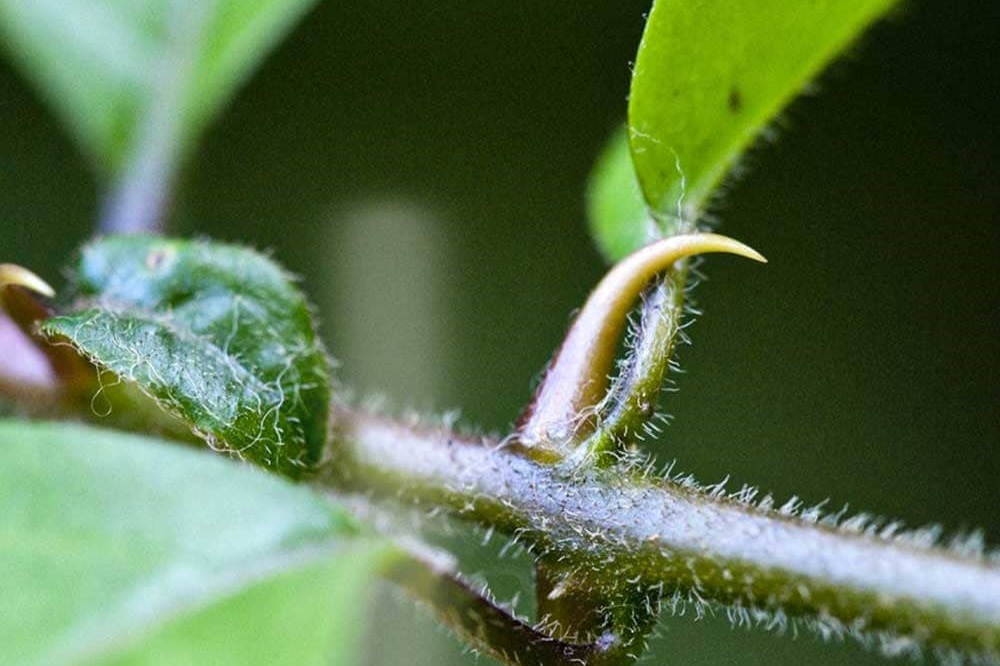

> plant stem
[385,553,634,666]
[532,274,691,644]
[321,407,1000,663]
[98,1,208,235]
[580,270,687,463]
[98,90,179,234]
[515,235,763,458]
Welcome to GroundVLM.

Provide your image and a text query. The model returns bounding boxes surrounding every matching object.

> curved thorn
[518,233,765,452]
[0,263,63,402]
[0,263,55,299]
[0,262,93,397]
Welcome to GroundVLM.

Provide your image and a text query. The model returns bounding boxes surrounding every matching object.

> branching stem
[580,271,687,463]
[516,234,764,458]
[385,553,634,666]
[321,407,1000,664]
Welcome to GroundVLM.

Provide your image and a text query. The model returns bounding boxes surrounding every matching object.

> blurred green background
[1,0,995,664]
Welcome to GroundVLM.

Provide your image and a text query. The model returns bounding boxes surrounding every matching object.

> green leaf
[627,0,898,224]
[0,419,395,666]
[587,126,690,263]
[586,126,652,263]
[0,0,318,175]
[41,236,330,477]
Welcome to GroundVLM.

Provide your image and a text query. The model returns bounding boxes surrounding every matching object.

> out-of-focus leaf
[627,0,898,224]
[586,126,650,263]
[42,236,330,477]
[587,126,689,263]
[0,419,395,666]
[0,0,318,175]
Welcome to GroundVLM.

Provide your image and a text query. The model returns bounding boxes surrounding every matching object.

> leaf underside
[42,236,331,477]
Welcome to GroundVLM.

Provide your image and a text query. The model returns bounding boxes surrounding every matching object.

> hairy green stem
[580,271,687,463]
[533,271,692,643]
[321,408,1000,663]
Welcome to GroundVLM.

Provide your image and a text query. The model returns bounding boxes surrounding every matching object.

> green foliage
[0,0,317,175]
[42,236,330,477]
[585,126,660,264]
[0,419,394,666]
[1,2,986,666]
[588,0,897,260]
[630,0,898,217]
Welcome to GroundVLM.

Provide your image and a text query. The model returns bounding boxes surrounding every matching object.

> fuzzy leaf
[41,236,330,477]
[0,419,394,666]
[0,0,317,175]
[626,0,897,229]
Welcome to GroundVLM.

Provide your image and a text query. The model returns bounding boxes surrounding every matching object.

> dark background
[2,1,996,664]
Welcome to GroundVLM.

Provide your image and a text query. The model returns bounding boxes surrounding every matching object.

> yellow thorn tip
[681,233,766,264]
[0,263,56,298]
